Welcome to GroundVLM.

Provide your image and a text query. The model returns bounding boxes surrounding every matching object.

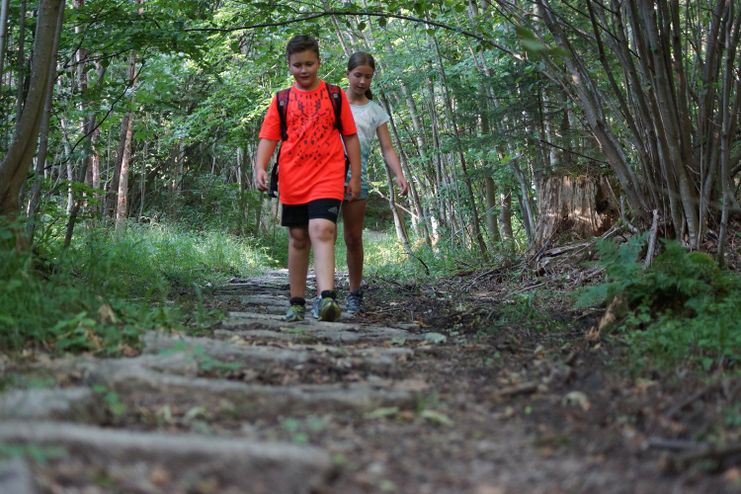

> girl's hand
[396,175,410,196]
[255,167,269,191]
[347,176,361,200]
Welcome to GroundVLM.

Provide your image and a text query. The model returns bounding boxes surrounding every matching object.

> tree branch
[183,9,519,58]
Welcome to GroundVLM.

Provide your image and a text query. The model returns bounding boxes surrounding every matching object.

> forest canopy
[0,0,739,258]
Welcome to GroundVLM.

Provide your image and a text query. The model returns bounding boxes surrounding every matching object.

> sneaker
[345,290,364,314]
[318,297,341,322]
[283,304,305,322]
[310,296,321,319]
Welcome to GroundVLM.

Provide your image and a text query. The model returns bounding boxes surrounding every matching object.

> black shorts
[281,198,342,227]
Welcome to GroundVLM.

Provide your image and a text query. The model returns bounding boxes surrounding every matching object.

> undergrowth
[0,220,274,354]
[577,235,741,372]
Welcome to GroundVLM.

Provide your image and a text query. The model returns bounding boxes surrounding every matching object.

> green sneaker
[318,297,341,322]
[283,303,305,322]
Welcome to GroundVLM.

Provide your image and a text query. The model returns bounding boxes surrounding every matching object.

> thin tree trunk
[14,0,27,123]
[0,0,10,94]
[484,176,500,243]
[383,94,431,246]
[115,108,134,228]
[25,59,59,241]
[499,190,514,247]
[510,159,536,244]
[430,35,488,259]
[113,46,137,227]
[0,0,64,223]
[387,171,411,252]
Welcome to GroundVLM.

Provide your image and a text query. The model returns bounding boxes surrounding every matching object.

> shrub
[577,236,741,370]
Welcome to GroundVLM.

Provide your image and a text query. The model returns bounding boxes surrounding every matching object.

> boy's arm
[342,133,361,200]
[254,138,278,191]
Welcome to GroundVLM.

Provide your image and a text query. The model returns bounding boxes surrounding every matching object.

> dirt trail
[0,269,735,493]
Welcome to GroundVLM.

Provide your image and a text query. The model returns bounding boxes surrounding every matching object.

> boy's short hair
[286,35,320,59]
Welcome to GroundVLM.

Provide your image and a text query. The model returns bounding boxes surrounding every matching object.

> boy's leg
[287,225,310,299]
[308,218,336,293]
[307,199,342,321]
[342,199,367,293]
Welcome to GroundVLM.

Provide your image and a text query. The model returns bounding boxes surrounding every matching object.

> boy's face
[288,49,320,90]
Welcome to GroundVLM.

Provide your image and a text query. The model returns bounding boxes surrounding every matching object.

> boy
[254,35,361,322]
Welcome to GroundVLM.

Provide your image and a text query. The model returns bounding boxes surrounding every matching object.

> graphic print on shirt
[288,89,336,172]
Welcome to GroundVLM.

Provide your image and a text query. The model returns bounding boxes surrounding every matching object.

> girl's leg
[342,199,367,292]
[287,226,310,298]
[308,218,337,293]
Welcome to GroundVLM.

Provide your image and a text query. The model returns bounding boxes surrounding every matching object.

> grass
[0,220,275,354]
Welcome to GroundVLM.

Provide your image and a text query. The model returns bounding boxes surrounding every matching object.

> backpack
[268,83,345,198]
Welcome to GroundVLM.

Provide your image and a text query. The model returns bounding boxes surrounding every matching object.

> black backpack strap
[325,83,343,134]
[276,88,291,141]
[269,88,290,199]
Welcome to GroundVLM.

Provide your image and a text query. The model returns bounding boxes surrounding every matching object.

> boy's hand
[255,167,269,191]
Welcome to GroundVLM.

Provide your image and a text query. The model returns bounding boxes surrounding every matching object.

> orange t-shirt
[259,80,357,204]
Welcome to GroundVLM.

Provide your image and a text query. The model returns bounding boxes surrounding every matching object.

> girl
[341,51,409,314]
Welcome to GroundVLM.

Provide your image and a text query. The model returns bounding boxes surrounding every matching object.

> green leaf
[420,409,454,426]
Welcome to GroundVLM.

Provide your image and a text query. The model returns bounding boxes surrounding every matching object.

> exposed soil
[0,259,738,494]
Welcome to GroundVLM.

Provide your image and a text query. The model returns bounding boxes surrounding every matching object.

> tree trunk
[387,171,411,252]
[383,93,431,246]
[429,33,487,255]
[14,0,27,124]
[0,0,10,95]
[484,176,500,243]
[0,0,64,223]
[25,58,59,241]
[115,108,134,228]
[499,190,514,247]
[533,175,616,248]
[509,159,536,244]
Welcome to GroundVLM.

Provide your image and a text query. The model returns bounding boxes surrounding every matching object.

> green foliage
[0,220,271,354]
[357,231,489,283]
[578,237,741,370]
[0,443,67,464]
[92,385,128,417]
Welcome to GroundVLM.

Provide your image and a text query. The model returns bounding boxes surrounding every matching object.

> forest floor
[0,261,738,493]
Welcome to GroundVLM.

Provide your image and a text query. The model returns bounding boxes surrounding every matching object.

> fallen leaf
[562,390,591,411]
[150,466,171,486]
[423,332,447,344]
[365,406,400,419]
[97,304,117,324]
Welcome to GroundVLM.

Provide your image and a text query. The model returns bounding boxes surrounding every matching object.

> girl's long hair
[347,51,376,100]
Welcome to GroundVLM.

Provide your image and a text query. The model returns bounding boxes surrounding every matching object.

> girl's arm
[343,133,362,199]
[377,123,409,195]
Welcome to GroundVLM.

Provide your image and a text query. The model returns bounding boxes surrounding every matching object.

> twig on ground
[496,381,539,398]
[664,443,741,473]
[664,382,717,419]
[510,282,545,296]
[646,437,708,452]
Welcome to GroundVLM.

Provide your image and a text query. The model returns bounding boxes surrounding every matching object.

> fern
[577,236,741,370]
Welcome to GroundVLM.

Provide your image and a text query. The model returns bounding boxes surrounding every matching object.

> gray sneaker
[310,296,321,319]
[345,290,364,314]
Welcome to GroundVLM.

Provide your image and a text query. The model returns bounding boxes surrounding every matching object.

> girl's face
[288,50,320,90]
[347,64,374,97]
